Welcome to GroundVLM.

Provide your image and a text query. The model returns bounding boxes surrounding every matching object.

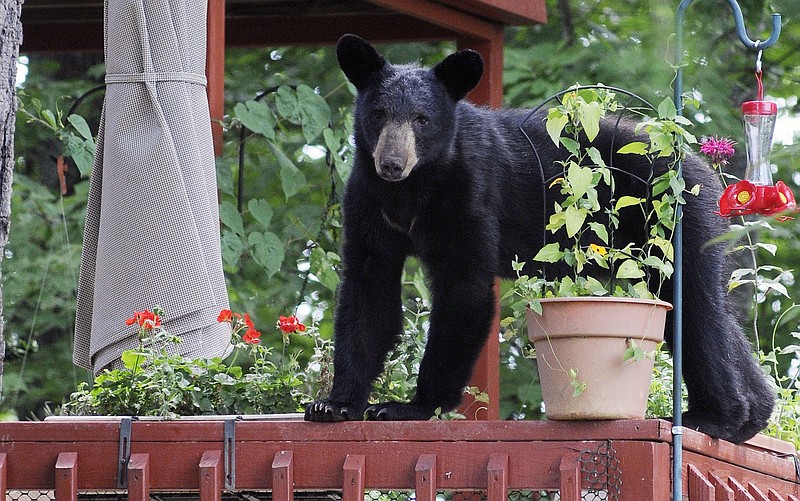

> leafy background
[4,0,800,424]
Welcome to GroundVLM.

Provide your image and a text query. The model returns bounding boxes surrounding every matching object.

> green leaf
[41,109,58,130]
[247,198,274,230]
[276,85,331,142]
[616,259,645,279]
[310,246,340,292]
[617,141,649,155]
[567,163,593,199]
[67,114,93,141]
[615,196,644,211]
[219,201,245,236]
[588,222,609,244]
[220,231,243,267]
[564,205,587,238]
[234,100,276,140]
[657,97,677,119]
[268,142,307,199]
[586,147,606,168]
[578,100,603,141]
[532,242,563,263]
[121,350,148,370]
[559,137,580,157]
[546,110,569,146]
[248,231,285,278]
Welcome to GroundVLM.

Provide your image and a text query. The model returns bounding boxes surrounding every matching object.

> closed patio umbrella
[74,0,231,374]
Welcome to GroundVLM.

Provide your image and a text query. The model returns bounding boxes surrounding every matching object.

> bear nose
[379,157,406,180]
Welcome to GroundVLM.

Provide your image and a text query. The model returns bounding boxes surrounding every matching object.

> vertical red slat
[768,490,787,501]
[559,455,581,501]
[727,477,756,501]
[415,454,436,501]
[55,452,78,501]
[688,465,715,501]
[272,450,294,501]
[487,453,508,501]
[0,453,6,500]
[708,472,734,501]
[342,454,366,501]
[748,483,770,501]
[199,450,223,501]
[127,453,150,501]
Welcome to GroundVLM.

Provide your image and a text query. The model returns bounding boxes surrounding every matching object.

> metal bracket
[224,418,236,489]
[117,417,133,488]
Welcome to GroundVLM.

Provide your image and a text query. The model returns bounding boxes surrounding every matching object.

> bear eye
[371,109,387,122]
[414,115,430,126]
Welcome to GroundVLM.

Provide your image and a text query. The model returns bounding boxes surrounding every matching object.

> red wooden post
[415,454,437,501]
[199,450,223,501]
[272,451,294,501]
[455,27,504,420]
[55,452,78,501]
[206,0,225,156]
[486,453,508,501]
[688,464,715,501]
[0,453,6,500]
[127,454,150,501]
[342,454,366,501]
[559,455,581,501]
[727,477,756,501]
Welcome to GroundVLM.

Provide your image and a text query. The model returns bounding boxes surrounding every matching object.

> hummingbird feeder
[718,50,797,220]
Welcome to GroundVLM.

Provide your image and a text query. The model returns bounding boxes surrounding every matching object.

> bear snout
[373,122,418,182]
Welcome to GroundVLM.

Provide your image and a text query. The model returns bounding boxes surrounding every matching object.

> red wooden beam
[434,0,547,25]
[199,450,223,501]
[708,472,735,501]
[55,452,78,501]
[689,464,716,501]
[272,451,294,501]
[365,0,501,40]
[728,477,756,501]
[0,454,6,500]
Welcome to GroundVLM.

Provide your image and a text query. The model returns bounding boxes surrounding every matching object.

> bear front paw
[304,400,362,422]
[364,402,434,421]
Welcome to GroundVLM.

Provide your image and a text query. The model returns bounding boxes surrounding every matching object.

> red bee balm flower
[700,136,736,166]
[718,180,797,221]
[277,315,306,334]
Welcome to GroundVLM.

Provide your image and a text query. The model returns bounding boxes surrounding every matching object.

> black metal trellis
[517,85,660,293]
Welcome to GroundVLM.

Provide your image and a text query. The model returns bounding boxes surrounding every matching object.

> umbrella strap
[105,71,207,87]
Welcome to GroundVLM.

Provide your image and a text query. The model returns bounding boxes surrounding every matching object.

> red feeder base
[718,180,797,220]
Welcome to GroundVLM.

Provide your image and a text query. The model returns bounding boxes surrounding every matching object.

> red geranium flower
[125,309,162,331]
[217,309,233,323]
[277,315,306,334]
[242,328,261,344]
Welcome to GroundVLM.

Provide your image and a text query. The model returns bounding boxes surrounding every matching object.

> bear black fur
[304,34,775,444]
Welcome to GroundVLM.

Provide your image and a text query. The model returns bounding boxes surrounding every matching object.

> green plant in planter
[61,308,309,417]
[506,87,697,315]
[503,87,697,408]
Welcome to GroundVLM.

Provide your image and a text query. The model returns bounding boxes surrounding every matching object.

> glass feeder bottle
[742,100,778,186]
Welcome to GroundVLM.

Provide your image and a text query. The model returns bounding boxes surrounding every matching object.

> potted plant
[505,87,696,420]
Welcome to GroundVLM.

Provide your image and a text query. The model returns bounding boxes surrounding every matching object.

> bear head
[336,34,484,182]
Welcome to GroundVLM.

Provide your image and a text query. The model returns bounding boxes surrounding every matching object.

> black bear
[304,34,775,443]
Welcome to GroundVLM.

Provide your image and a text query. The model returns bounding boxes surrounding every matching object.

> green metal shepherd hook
[672,2,780,500]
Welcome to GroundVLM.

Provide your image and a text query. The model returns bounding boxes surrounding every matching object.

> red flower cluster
[125,309,162,331]
[218,309,262,345]
[277,315,306,334]
[718,180,797,221]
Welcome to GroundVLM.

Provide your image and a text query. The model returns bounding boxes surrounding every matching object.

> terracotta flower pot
[526,296,672,420]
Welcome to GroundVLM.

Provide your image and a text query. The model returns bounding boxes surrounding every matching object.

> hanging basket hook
[676,0,781,51]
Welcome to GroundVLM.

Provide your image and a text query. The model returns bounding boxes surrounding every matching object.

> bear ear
[433,49,484,101]
[336,34,388,92]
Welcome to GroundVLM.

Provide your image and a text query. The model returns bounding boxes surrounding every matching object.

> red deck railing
[0,418,797,501]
